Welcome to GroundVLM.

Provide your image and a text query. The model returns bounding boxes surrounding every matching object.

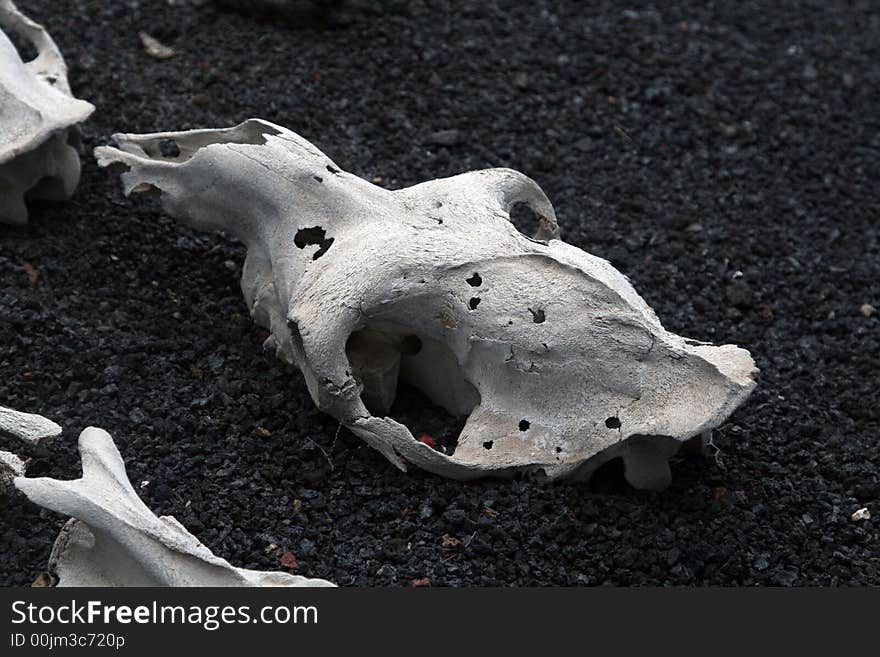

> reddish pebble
[417,433,435,449]
[279,552,298,570]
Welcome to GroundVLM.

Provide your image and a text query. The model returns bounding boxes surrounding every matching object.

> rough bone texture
[96,119,757,490]
[14,427,335,587]
[0,0,94,224]
[0,450,24,499]
[0,404,62,445]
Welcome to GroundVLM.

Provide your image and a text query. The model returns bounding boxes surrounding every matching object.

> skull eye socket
[5,29,38,63]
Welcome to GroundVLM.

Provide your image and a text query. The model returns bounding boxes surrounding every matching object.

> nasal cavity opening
[346,323,480,457]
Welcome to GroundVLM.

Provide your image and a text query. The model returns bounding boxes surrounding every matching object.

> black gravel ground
[2,0,878,586]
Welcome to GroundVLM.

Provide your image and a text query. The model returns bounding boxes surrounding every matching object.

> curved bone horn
[0,0,68,92]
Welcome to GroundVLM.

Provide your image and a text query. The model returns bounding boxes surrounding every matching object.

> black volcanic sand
[1,0,877,586]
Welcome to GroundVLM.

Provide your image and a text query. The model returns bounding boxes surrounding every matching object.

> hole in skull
[605,416,621,429]
[294,226,334,260]
[326,164,340,174]
[347,323,480,457]
[482,440,494,450]
[528,308,546,323]
[509,202,540,237]
[555,446,562,453]
[518,419,530,431]
[6,29,38,63]
[313,175,323,183]
[466,273,482,287]
[387,383,466,457]
[468,297,481,310]
[158,139,180,158]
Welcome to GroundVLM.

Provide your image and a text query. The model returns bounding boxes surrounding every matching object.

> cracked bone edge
[14,427,335,587]
[94,119,757,491]
[0,0,95,224]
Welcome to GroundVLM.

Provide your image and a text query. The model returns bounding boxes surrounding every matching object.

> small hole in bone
[326,164,340,174]
[468,297,481,310]
[159,139,180,158]
[313,175,323,183]
[555,446,562,453]
[605,416,621,429]
[518,419,530,431]
[483,440,494,450]
[294,226,334,260]
[435,201,443,208]
[529,308,546,323]
[466,273,482,287]
[45,76,57,85]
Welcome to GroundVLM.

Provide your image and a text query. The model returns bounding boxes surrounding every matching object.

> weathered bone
[0,405,61,498]
[95,119,757,490]
[0,0,94,225]
[0,404,62,445]
[0,449,24,499]
[15,427,335,587]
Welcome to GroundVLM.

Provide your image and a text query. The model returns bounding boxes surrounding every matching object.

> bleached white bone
[15,427,335,587]
[0,404,62,445]
[95,119,757,490]
[0,0,94,224]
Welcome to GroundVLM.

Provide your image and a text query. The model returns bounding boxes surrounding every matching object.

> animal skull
[15,427,335,587]
[95,119,757,490]
[0,0,94,225]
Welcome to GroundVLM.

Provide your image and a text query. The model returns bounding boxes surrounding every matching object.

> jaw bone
[95,119,757,490]
[14,427,335,587]
[0,0,94,225]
